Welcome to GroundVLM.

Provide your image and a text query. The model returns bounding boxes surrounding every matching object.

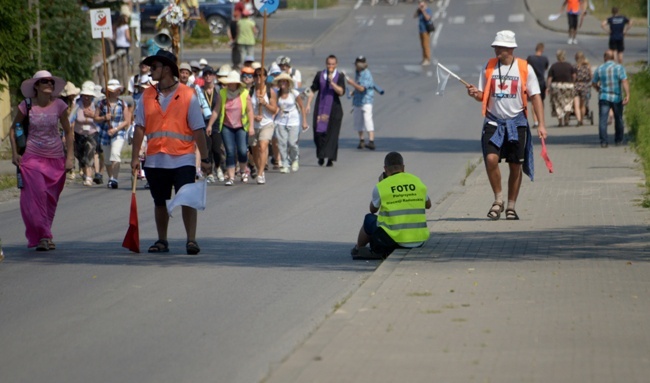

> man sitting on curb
[351,152,431,260]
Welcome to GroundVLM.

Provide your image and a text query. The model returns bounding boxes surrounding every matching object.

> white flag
[589,0,595,11]
[436,64,451,95]
[166,180,207,217]
[548,13,561,21]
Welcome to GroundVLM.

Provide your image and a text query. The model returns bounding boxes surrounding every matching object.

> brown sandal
[487,201,504,220]
[47,239,56,250]
[36,239,49,251]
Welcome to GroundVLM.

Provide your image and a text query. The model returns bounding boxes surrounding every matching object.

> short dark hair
[384,152,404,167]
[535,42,544,51]
[326,54,338,63]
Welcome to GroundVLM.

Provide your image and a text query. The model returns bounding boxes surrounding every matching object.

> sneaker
[572,38,578,44]
[107,179,118,189]
[366,141,375,150]
[291,160,299,172]
[257,174,266,184]
[280,167,290,174]
[93,173,103,185]
[206,174,215,183]
[225,179,234,186]
[216,168,225,182]
[421,59,431,66]
[83,177,93,187]
[357,140,365,149]
[242,171,249,183]
[568,38,573,44]
[196,170,203,180]
[68,171,76,180]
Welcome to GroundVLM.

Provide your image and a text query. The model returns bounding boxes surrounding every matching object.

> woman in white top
[114,15,131,57]
[250,67,278,184]
[273,73,308,173]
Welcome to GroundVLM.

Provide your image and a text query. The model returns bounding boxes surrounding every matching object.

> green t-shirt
[237,18,256,45]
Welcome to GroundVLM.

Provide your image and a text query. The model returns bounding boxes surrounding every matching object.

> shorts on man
[144,165,196,206]
[609,39,625,52]
[482,124,527,164]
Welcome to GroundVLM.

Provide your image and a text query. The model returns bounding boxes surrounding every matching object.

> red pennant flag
[122,177,140,253]
[540,137,554,173]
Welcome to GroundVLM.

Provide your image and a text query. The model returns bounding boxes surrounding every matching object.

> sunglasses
[150,64,164,71]
[241,74,253,79]
[38,79,55,85]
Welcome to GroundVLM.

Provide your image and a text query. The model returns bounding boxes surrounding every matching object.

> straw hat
[219,71,244,87]
[179,62,192,73]
[60,81,81,97]
[491,30,517,48]
[272,72,294,89]
[80,81,97,97]
[21,70,66,98]
[106,79,123,93]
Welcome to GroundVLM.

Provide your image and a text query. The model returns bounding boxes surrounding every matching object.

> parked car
[139,0,233,36]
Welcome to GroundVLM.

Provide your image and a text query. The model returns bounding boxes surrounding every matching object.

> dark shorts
[567,13,578,29]
[482,124,527,164]
[363,213,399,256]
[609,39,625,52]
[144,166,196,207]
[74,132,98,167]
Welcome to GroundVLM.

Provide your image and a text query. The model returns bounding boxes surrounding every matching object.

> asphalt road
[1,1,648,382]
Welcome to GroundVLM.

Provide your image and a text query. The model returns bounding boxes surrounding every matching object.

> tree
[0,0,97,105]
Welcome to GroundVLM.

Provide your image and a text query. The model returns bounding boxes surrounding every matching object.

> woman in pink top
[9,70,75,251]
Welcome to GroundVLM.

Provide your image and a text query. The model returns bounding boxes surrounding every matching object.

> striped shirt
[592,61,627,103]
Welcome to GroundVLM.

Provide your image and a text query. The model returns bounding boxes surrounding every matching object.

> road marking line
[431,22,442,47]
[508,13,525,22]
[354,0,363,10]
[368,17,375,26]
[386,18,403,26]
[448,16,465,24]
[480,15,495,23]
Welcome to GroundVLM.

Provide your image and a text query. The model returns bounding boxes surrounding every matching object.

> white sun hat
[491,30,517,48]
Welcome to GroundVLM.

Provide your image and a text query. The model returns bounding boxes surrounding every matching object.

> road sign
[253,0,279,14]
[90,8,113,39]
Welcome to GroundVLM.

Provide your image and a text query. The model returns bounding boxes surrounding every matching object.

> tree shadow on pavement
[407,225,650,262]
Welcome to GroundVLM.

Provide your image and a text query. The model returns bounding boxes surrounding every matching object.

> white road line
[368,18,375,26]
[508,14,525,22]
[386,18,403,26]
[480,15,495,23]
[354,0,363,10]
[448,16,465,24]
[431,22,442,47]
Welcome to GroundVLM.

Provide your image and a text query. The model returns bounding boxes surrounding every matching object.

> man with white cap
[131,50,210,255]
[466,30,547,221]
[93,78,131,189]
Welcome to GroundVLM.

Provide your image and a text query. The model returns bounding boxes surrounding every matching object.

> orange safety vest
[481,57,529,117]
[143,84,196,156]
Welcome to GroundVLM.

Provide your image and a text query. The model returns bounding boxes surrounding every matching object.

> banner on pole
[253,0,279,14]
[90,8,113,39]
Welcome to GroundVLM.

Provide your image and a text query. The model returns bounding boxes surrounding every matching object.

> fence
[90,50,132,90]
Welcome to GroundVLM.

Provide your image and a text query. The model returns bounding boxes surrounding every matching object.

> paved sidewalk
[264,122,650,382]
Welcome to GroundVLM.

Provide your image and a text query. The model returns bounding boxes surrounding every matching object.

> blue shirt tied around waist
[482,111,535,181]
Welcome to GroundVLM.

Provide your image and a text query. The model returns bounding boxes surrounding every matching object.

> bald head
[604,50,615,61]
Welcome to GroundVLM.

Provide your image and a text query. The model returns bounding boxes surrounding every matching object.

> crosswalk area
[355,13,526,27]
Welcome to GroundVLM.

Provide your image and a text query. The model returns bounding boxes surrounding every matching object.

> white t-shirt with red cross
[478,59,541,119]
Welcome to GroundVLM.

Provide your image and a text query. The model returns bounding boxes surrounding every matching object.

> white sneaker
[572,38,578,44]
[291,160,299,172]
[568,38,573,44]
[83,177,93,187]
[256,174,266,184]
[68,172,76,180]
[280,167,290,174]
[216,168,225,182]
[206,174,215,183]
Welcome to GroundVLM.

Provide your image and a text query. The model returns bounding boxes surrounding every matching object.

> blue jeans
[598,100,625,144]
[221,126,248,168]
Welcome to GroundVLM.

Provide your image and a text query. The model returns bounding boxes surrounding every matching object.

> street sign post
[89,8,113,112]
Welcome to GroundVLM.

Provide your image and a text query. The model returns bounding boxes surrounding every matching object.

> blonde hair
[575,51,590,67]
[556,49,566,62]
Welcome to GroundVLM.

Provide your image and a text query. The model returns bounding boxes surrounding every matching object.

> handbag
[425,19,436,33]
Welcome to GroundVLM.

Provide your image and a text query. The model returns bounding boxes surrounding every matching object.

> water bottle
[373,85,385,95]
[16,168,23,189]
[15,122,26,149]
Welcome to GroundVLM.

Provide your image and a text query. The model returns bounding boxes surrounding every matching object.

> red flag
[540,137,554,173]
[122,177,140,253]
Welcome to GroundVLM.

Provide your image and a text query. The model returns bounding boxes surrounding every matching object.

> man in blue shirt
[592,50,630,148]
[347,56,376,150]
[601,7,632,63]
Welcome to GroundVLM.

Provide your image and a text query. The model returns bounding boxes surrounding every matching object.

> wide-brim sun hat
[216,64,232,77]
[241,66,255,75]
[80,81,97,97]
[142,49,180,78]
[106,79,123,92]
[268,62,281,76]
[491,30,517,48]
[139,74,152,88]
[272,72,294,88]
[21,70,66,98]
[219,71,244,87]
[199,58,208,67]
[60,81,81,97]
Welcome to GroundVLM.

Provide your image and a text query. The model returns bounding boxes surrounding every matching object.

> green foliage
[287,0,339,10]
[191,18,213,39]
[590,0,647,19]
[0,0,36,100]
[0,0,97,105]
[626,69,650,205]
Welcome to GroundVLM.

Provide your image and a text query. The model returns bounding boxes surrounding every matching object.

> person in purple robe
[306,55,346,167]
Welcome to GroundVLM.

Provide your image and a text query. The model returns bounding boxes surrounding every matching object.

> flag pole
[101,32,111,110]
[258,10,268,115]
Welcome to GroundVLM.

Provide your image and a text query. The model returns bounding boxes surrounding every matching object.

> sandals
[148,239,169,253]
[505,208,520,220]
[47,239,56,250]
[487,201,504,220]
[36,239,49,251]
[186,241,200,255]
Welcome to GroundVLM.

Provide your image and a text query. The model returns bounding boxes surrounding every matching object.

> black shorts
[482,124,527,164]
[567,13,578,29]
[609,39,625,52]
[144,166,196,207]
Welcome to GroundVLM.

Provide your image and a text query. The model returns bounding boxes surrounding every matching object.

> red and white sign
[90,8,113,39]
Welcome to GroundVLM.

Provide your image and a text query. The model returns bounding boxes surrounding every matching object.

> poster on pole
[253,0,279,14]
[90,8,113,39]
